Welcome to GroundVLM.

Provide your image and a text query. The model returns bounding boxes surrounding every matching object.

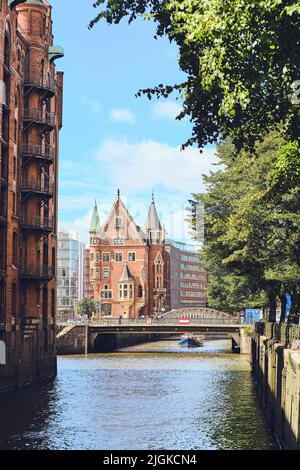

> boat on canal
[178,334,204,348]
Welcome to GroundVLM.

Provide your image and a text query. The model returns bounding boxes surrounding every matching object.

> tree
[189,133,300,322]
[90,0,300,157]
[77,298,98,320]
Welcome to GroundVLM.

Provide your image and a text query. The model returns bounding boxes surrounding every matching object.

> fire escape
[20,71,56,337]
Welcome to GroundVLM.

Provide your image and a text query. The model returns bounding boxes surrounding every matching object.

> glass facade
[57,232,84,320]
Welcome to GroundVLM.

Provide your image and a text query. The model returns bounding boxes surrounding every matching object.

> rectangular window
[101,303,112,317]
[101,290,112,299]
[114,238,124,246]
[103,268,109,278]
[102,253,110,262]
[128,252,136,262]
[115,252,123,262]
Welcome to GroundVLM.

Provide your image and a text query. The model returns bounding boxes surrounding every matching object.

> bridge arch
[159,307,234,320]
[89,332,116,353]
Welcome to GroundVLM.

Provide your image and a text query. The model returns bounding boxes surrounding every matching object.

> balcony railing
[22,143,55,162]
[0,176,7,188]
[21,216,54,232]
[21,178,54,197]
[0,213,6,226]
[23,108,55,128]
[24,73,55,95]
[20,265,53,281]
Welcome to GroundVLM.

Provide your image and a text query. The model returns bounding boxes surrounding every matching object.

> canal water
[0,339,277,450]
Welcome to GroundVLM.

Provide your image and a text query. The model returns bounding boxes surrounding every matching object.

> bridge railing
[57,317,242,328]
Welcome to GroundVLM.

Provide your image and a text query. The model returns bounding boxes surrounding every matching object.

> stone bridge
[57,314,250,355]
[157,307,235,320]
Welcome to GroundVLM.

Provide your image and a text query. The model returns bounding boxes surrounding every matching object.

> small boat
[179,334,204,348]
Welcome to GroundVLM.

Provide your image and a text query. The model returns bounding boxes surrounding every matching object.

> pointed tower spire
[146,194,163,245]
[117,189,120,200]
[146,195,162,232]
[89,200,101,233]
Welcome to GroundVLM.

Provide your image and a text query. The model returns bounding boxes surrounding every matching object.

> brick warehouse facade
[88,193,208,319]
[0,0,63,393]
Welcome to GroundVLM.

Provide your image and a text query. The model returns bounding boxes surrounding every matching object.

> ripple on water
[0,340,277,450]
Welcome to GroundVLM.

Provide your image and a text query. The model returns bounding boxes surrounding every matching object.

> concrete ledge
[252,323,300,450]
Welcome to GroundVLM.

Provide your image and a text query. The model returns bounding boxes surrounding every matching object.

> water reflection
[0,339,277,450]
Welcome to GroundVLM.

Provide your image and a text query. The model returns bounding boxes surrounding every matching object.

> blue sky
[51,0,217,244]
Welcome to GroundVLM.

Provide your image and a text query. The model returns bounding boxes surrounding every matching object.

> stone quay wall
[251,322,300,449]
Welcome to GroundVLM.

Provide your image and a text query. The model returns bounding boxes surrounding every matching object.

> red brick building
[89,193,208,318]
[0,0,63,392]
[89,194,168,318]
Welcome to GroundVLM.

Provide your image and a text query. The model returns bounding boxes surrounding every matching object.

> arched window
[12,232,18,266]
[138,285,143,298]
[12,283,17,318]
[51,289,55,318]
[52,247,56,276]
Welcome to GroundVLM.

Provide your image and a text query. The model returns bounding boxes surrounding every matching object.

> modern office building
[165,240,208,309]
[57,231,84,320]
[88,193,208,319]
[0,0,63,393]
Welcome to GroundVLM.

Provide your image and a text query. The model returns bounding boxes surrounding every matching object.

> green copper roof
[8,0,27,8]
[90,201,101,233]
[49,46,64,63]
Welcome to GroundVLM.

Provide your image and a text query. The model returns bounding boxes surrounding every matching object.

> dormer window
[114,238,124,246]
[116,217,123,228]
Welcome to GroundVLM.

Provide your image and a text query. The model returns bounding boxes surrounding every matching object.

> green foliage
[90,0,300,153]
[77,297,97,319]
[189,132,300,322]
[244,325,254,337]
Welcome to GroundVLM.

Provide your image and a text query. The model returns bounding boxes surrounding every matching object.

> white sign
[0,340,6,365]
[179,318,190,325]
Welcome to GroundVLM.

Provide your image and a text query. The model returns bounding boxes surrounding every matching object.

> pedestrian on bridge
[119,315,123,325]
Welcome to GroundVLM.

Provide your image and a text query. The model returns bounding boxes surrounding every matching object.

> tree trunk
[268,291,277,322]
[288,290,300,324]
[280,294,287,323]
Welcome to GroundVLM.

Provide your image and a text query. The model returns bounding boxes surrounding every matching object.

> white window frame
[128,252,136,262]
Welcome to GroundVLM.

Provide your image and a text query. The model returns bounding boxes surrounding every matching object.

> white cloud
[58,139,218,244]
[94,139,217,194]
[80,96,101,113]
[59,210,92,245]
[152,100,183,120]
[109,108,136,124]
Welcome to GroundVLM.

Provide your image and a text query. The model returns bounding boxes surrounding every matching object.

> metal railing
[21,215,53,231]
[22,143,55,162]
[0,176,7,188]
[20,265,53,281]
[21,178,54,196]
[24,73,55,94]
[23,108,55,127]
[57,317,243,327]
